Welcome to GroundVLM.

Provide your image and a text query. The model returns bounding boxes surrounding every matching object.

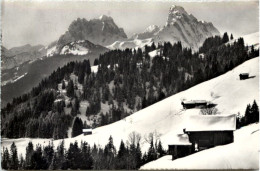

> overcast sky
[2,0,259,49]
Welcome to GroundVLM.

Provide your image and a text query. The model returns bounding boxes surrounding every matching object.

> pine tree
[135,142,142,169]
[157,140,165,157]
[2,147,10,170]
[230,34,234,40]
[18,154,25,170]
[10,142,19,170]
[94,59,99,66]
[104,136,116,169]
[25,141,34,169]
[66,80,75,98]
[251,100,259,123]
[81,141,93,169]
[222,32,229,43]
[118,140,126,159]
[62,80,66,89]
[72,117,83,137]
[147,137,156,162]
[245,104,252,124]
[43,141,54,169]
[55,140,66,169]
[66,141,81,169]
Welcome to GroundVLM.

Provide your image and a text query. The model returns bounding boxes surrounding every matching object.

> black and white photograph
[1,0,259,170]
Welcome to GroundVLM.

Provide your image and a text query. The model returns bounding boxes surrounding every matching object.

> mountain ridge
[109,5,220,50]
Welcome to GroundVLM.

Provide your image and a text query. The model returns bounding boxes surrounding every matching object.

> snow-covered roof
[185,114,236,132]
[182,100,208,104]
[82,129,92,132]
[168,134,192,146]
[239,73,249,75]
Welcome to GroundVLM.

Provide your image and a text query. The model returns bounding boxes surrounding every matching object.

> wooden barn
[239,73,249,80]
[168,114,236,160]
[181,100,215,109]
[82,129,92,135]
[168,134,192,160]
[183,114,236,151]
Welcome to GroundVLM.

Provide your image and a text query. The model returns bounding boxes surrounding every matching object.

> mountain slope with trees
[1,32,259,139]
[1,55,259,170]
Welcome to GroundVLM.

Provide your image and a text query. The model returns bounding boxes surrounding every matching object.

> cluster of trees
[2,133,166,170]
[236,100,259,128]
[2,32,259,139]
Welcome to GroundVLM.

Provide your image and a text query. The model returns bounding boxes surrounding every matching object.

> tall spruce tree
[72,117,84,137]
[222,32,229,43]
[2,147,10,170]
[66,80,75,98]
[251,100,259,123]
[10,142,19,170]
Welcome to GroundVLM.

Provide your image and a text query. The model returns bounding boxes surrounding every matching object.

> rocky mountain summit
[47,15,126,56]
[109,5,220,50]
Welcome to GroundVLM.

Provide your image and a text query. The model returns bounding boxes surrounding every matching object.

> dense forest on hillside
[1,33,259,139]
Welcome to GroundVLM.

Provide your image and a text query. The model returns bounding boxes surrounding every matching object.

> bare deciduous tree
[127,131,141,147]
[144,130,162,145]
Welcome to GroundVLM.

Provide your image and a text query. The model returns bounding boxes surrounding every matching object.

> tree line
[2,133,166,170]
[236,100,259,128]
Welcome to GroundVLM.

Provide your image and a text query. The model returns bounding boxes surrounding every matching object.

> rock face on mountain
[47,15,126,56]
[155,5,220,50]
[1,44,46,70]
[108,5,220,51]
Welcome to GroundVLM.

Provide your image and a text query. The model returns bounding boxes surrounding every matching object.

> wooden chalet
[82,129,92,135]
[168,114,236,160]
[184,114,236,151]
[239,73,249,80]
[181,100,215,109]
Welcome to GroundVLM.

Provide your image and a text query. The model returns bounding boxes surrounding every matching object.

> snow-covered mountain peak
[144,25,160,33]
[169,5,187,16]
[166,5,188,25]
[99,14,113,21]
[46,15,127,56]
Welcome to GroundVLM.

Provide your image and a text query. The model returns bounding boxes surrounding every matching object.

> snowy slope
[243,32,259,46]
[141,123,259,170]
[47,40,108,56]
[106,38,153,50]
[227,32,259,48]
[2,57,259,159]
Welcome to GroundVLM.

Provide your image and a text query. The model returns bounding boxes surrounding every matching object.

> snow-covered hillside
[106,38,153,50]
[141,123,259,170]
[243,32,259,46]
[227,32,259,48]
[2,57,259,161]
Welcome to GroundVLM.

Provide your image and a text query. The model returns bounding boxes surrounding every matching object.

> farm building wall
[168,145,192,160]
[187,131,234,150]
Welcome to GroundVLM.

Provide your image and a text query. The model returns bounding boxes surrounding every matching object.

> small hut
[82,129,92,135]
[239,73,249,80]
[181,100,215,109]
